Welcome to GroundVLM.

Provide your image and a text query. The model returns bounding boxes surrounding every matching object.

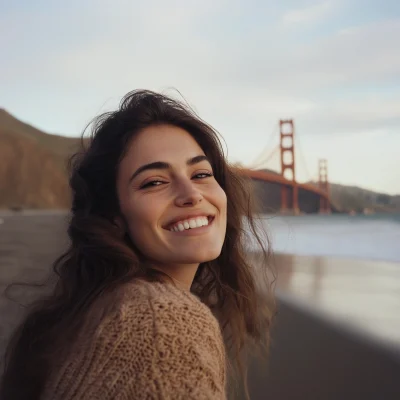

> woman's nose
[174,181,203,207]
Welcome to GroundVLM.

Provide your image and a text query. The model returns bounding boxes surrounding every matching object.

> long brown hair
[1,90,275,399]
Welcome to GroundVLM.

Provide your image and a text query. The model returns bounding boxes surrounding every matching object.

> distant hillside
[0,109,81,209]
[305,180,400,213]
[328,182,400,213]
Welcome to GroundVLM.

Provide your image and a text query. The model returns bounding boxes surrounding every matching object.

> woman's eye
[193,172,213,179]
[140,180,165,189]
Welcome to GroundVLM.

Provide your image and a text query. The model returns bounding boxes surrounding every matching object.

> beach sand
[1,211,400,399]
[253,251,400,350]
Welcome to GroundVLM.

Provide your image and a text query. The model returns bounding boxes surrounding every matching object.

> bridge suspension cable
[295,134,313,184]
[250,145,280,170]
[248,122,280,170]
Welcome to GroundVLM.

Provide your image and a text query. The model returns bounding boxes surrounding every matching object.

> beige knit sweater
[41,280,226,400]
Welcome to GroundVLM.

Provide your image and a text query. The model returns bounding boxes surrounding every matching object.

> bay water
[260,213,400,263]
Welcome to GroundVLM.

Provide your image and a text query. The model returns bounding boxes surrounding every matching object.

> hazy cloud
[281,1,337,25]
[0,0,399,193]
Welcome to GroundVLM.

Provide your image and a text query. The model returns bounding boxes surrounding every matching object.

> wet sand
[0,210,69,367]
[1,211,400,399]
[246,252,400,400]
[271,253,400,351]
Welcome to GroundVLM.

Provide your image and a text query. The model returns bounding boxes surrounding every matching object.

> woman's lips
[163,215,214,231]
[165,216,215,234]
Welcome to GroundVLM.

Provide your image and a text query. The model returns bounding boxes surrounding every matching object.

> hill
[328,182,400,213]
[0,109,81,209]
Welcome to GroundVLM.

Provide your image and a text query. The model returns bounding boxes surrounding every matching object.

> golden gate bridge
[239,119,332,214]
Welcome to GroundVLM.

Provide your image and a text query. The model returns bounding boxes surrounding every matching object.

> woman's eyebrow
[129,155,209,182]
[187,155,208,166]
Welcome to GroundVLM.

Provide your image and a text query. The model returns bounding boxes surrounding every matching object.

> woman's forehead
[118,125,208,182]
[126,124,205,163]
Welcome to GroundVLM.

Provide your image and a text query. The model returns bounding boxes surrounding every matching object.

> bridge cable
[249,122,280,169]
[252,145,280,171]
[295,134,313,184]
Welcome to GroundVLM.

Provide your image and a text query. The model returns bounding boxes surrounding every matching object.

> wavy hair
[1,90,275,399]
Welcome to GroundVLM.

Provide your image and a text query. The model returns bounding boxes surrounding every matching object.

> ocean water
[256,213,400,263]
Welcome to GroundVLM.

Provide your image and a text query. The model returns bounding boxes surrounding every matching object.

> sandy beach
[1,210,400,399]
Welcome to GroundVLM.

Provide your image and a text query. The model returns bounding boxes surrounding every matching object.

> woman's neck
[151,262,199,291]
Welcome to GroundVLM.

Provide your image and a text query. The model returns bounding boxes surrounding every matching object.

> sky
[1,0,399,194]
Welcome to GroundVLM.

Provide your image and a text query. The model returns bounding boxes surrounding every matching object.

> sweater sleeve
[42,284,226,400]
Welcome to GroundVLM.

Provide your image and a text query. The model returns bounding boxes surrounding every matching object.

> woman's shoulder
[43,280,226,399]
[111,280,222,335]
[80,279,222,342]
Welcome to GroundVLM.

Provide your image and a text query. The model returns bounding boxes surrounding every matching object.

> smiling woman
[0,90,274,400]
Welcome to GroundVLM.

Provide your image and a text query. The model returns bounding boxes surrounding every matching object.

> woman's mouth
[166,216,214,232]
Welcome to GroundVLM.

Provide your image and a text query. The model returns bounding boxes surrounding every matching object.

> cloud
[295,95,400,137]
[215,17,400,96]
[1,0,400,192]
[295,18,400,86]
[281,1,336,26]
[1,2,399,135]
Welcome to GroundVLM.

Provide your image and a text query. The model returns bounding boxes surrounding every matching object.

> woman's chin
[171,249,222,265]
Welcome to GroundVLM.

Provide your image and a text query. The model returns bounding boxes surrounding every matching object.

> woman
[1,90,274,399]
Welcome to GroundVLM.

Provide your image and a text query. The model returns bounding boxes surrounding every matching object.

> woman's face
[116,124,227,274]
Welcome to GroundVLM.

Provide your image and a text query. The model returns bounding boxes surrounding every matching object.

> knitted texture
[41,281,226,400]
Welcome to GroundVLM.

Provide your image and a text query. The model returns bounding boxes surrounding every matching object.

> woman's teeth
[170,217,209,232]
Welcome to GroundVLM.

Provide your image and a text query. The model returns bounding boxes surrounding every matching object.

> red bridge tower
[318,159,331,213]
[280,120,299,214]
